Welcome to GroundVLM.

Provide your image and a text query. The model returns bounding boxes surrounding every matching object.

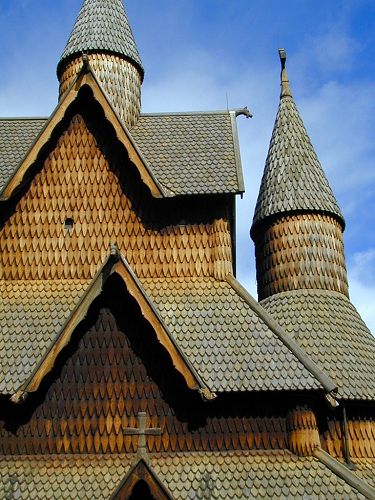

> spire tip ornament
[278,47,292,98]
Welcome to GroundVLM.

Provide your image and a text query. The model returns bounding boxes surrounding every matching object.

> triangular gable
[0,63,167,201]
[110,458,172,500]
[9,248,213,403]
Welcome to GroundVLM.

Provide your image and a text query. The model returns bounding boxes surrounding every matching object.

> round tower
[57,0,144,129]
[251,49,348,301]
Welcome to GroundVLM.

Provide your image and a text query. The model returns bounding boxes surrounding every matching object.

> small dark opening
[129,480,155,500]
[64,218,74,230]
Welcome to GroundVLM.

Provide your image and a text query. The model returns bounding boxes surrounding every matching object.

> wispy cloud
[348,249,375,333]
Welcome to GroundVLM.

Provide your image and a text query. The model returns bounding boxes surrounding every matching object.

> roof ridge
[138,110,233,117]
[226,274,338,395]
[0,117,48,121]
[57,0,143,78]
[251,49,344,232]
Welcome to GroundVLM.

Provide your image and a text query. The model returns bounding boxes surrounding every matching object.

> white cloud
[347,249,375,334]
[307,32,360,73]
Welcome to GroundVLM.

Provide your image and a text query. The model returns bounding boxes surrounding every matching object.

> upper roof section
[57,0,144,80]
[0,111,243,197]
[252,49,343,233]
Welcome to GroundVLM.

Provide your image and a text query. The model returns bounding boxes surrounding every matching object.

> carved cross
[124,412,162,454]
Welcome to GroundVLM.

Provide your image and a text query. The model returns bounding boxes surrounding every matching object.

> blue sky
[0,0,374,330]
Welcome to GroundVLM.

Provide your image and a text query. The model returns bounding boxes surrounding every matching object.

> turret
[57,0,144,128]
[251,49,348,301]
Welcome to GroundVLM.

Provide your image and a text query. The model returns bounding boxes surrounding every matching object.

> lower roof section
[0,451,372,499]
[142,277,324,393]
[261,289,375,401]
[0,272,329,398]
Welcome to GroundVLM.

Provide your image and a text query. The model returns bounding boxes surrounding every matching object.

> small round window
[64,218,74,230]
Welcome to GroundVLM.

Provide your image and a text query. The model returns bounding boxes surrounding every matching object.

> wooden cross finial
[124,412,162,455]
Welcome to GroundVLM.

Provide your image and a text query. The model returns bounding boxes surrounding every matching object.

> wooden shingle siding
[0,114,233,281]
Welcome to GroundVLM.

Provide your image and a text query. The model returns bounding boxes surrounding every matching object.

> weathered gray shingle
[0,451,370,499]
[142,277,322,393]
[261,289,375,400]
[252,79,343,230]
[0,279,90,394]
[0,118,45,192]
[131,112,241,195]
[0,113,242,196]
[57,0,143,76]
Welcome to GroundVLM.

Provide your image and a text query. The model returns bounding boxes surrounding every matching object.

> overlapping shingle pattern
[58,0,143,76]
[261,289,375,400]
[252,87,343,229]
[0,279,90,394]
[353,459,375,488]
[0,118,45,192]
[0,112,240,196]
[0,306,288,454]
[131,113,240,195]
[255,213,349,300]
[0,452,368,499]
[323,415,375,459]
[0,114,233,282]
[141,277,322,392]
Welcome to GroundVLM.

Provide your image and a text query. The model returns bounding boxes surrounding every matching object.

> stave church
[0,1,374,498]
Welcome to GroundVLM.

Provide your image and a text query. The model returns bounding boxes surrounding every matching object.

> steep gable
[0,99,233,282]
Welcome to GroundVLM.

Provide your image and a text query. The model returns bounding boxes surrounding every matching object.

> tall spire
[252,49,343,231]
[57,0,144,128]
[251,49,348,300]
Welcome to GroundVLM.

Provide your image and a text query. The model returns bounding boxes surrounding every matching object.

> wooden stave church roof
[0,111,244,198]
[251,59,344,233]
[1,451,374,499]
[57,0,144,79]
[0,3,374,498]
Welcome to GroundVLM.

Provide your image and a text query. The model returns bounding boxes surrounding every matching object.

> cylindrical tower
[251,49,347,301]
[57,0,144,129]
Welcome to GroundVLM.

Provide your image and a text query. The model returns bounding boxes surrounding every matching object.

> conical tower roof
[57,0,144,79]
[252,49,343,233]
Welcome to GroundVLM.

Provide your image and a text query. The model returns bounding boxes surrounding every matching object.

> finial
[82,52,90,73]
[278,48,292,98]
[110,243,118,256]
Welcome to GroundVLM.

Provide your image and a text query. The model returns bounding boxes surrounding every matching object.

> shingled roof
[131,112,243,195]
[0,268,335,398]
[0,451,372,499]
[261,289,375,401]
[0,111,243,196]
[0,118,45,191]
[57,0,143,78]
[0,279,90,394]
[142,276,330,393]
[252,50,343,232]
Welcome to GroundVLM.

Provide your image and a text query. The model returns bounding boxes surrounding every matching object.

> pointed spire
[57,0,143,79]
[57,0,144,128]
[251,49,344,232]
